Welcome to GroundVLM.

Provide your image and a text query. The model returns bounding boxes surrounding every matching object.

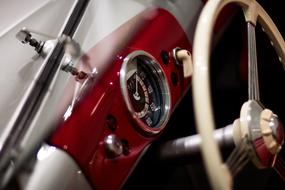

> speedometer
[120,50,171,135]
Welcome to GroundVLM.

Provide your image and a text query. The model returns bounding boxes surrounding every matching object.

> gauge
[120,50,170,135]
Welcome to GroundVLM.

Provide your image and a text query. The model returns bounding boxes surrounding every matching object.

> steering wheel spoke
[247,22,260,100]
[226,138,250,177]
[274,155,285,181]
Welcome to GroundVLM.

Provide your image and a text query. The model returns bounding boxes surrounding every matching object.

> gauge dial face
[120,51,170,135]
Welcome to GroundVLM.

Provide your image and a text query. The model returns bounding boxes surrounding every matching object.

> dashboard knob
[174,48,193,78]
[104,134,123,158]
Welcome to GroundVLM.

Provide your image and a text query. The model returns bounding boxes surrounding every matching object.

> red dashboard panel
[50,8,192,190]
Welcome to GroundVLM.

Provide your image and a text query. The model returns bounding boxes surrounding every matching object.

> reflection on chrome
[37,145,56,161]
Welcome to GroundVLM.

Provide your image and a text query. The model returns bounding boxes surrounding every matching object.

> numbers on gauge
[125,58,163,128]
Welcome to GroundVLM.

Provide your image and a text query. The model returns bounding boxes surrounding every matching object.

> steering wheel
[192,0,285,189]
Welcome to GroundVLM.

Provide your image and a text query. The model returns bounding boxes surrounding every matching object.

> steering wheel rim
[192,0,285,190]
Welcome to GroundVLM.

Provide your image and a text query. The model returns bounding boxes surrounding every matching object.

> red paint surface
[50,9,192,190]
[254,137,275,167]
[214,4,238,33]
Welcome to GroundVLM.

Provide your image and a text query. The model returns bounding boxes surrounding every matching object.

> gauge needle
[135,74,138,95]
[134,73,140,100]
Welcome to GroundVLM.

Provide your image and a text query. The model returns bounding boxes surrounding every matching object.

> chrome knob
[104,134,123,158]
[236,101,285,168]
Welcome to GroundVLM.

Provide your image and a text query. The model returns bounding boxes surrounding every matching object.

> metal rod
[155,124,235,162]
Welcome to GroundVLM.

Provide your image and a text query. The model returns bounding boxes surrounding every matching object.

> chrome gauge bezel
[120,50,171,135]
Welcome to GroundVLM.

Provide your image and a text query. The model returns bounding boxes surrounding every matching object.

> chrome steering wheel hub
[238,100,284,168]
